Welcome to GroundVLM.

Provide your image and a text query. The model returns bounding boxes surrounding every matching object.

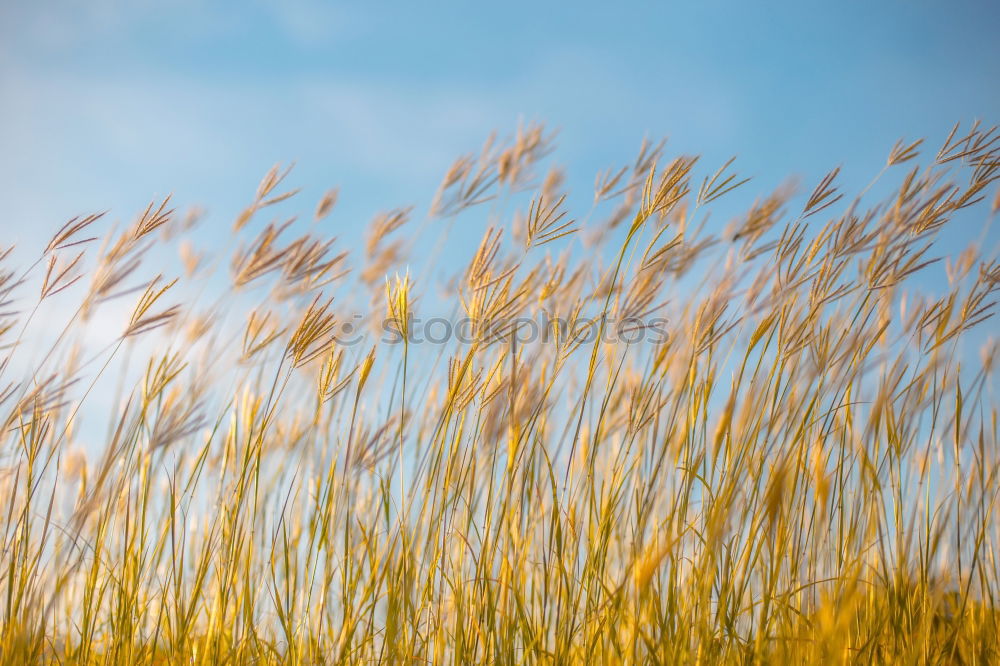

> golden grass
[1,121,999,663]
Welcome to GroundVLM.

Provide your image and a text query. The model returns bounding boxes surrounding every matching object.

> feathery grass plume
[280,233,348,292]
[0,123,998,664]
[314,187,339,221]
[234,163,299,231]
[82,198,173,312]
[523,194,577,249]
[287,294,339,368]
[384,271,412,342]
[46,212,104,254]
[39,251,85,300]
[123,275,180,338]
[697,156,751,206]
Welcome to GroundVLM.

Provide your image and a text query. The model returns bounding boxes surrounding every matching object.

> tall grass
[1,122,999,663]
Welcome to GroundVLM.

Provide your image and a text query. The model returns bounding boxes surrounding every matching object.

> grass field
[1,122,999,663]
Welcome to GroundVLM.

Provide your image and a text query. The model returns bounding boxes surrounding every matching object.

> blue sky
[1,0,998,264]
[1,0,997,467]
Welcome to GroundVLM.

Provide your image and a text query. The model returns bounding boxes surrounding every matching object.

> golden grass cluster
[1,121,999,663]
